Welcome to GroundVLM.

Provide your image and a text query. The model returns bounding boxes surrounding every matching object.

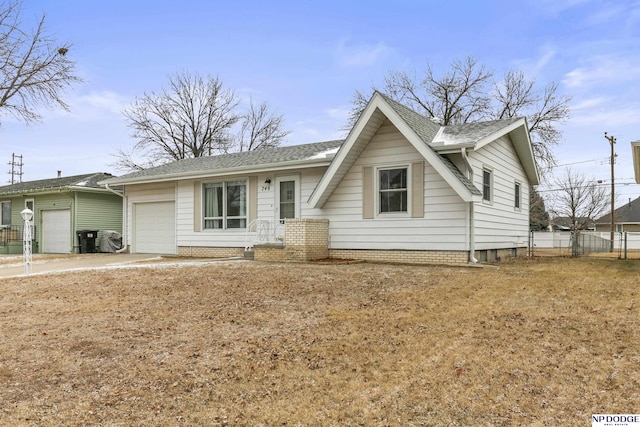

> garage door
[42,209,71,253]
[134,201,176,254]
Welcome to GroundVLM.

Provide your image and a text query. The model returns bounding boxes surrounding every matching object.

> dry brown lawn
[0,257,638,426]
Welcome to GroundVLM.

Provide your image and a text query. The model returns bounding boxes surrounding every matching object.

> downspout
[461,148,478,264]
[105,183,127,253]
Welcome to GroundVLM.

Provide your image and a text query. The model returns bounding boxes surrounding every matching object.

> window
[482,169,492,202]
[379,168,407,213]
[1,201,10,226]
[202,180,247,229]
[514,182,521,209]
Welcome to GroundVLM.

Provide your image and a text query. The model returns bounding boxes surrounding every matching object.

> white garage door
[134,201,176,254]
[42,209,71,253]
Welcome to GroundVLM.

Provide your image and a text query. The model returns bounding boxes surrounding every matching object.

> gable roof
[103,140,343,185]
[308,91,538,208]
[432,117,538,185]
[595,195,640,224]
[0,173,117,196]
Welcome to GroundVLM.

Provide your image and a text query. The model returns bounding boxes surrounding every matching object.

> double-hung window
[514,182,521,209]
[482,169,492,202]
[379,168,408,213]
[203,180,247,229]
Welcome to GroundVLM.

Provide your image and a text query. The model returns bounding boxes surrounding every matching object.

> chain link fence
[529,231,626,257]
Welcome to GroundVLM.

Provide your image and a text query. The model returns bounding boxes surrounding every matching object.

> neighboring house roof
[595,196,640,224]
[551,216,594,230]
[103,140,343,185]
[0,173,117,196]
[632,141,640,184]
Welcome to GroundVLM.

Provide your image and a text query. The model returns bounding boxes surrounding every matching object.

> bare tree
[113,71,289,172]
[529,186,550,231]
[0,0,81,124]
[493,71,570,172]
[116,72,239,170]
[347,56,571,172]
[549,167,609,232]
[237,98,289,152]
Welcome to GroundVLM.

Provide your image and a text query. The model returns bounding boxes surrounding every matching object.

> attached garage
[42,209,71,253]
[133,201,176,254]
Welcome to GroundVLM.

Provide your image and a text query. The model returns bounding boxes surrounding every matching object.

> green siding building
[0,173,123,254]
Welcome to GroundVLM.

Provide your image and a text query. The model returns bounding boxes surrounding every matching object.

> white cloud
[76,90,130,115]
[335,40,391,68]
[563,56,640,89]
[43,90,130,122]
[325,105,351,120]
[534,0,591,16]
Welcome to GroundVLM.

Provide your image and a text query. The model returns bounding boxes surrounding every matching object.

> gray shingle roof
[436,117,521,145]
[375,92,482,196]
[596,196,640,223]
[0,172,116,196]
[439,155,482,196]
[107,140,344,183]
[377,92,441,144]
[104,93,530,197]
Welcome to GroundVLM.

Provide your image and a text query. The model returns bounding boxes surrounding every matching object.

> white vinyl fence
[530,231,640,256]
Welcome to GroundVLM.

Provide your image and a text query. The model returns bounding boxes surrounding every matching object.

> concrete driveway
[0,253,242,278]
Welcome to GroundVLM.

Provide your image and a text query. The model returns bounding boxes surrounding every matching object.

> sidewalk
[0,253,241,278]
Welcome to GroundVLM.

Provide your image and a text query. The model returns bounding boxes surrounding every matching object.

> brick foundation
[329,249,470,265]
[177,246,243,258]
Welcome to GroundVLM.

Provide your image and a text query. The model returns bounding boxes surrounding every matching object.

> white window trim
[376,164,411,218]
[202,178,249,231]
[514,181,522,211]
[482,167,493,205]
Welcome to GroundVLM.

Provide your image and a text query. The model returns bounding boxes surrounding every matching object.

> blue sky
[2,0,639,205]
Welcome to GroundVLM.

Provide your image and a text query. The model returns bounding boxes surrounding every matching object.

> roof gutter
[101,158,334,186]
[104,183,124,197]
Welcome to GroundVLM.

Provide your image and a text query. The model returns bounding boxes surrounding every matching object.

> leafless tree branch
[549,167,609,231]
[237,98,289,152]
[0,0,82,124]
[346,56,571,173]
[113,71,289,172]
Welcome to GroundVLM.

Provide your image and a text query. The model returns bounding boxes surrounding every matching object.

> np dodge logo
[592,414,640,426]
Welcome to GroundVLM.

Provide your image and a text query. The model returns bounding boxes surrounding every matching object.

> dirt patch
[0,257,638,425]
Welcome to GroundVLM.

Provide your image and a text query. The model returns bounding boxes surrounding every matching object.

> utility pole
[8,153,24,184]
[604,132,616,252]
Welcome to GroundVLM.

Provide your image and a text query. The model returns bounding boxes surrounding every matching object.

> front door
[275,175,299,222]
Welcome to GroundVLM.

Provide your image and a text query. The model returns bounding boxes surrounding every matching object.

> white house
[102,92,538,265]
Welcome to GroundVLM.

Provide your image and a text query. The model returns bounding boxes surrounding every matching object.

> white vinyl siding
[311,121,467,251]
[472,135,530,250]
